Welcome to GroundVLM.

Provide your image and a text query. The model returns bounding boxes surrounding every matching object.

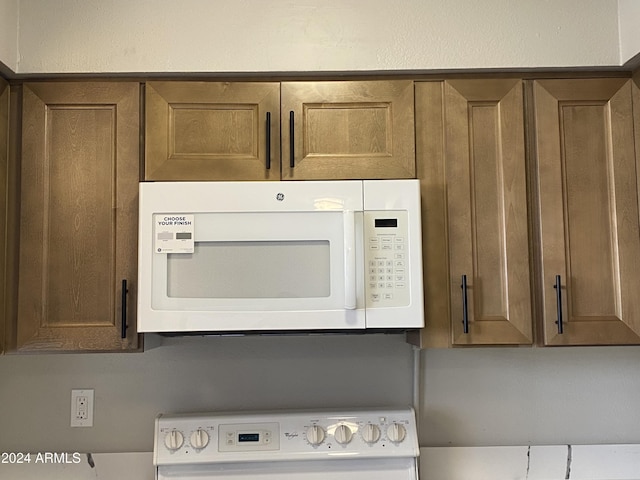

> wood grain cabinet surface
[145,80,415,181]
[416,79,533,346]
[533,78,640,345]
[15,82,141,352]
[418,77,640,348]
[0,78,8,354]
[145,82,280,181]
[281,80,415,180]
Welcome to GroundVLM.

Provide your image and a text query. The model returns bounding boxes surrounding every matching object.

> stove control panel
[154,407,418,466]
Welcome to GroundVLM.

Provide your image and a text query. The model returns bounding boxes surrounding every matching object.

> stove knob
[334,424,353,445]
[361,424,381,444]
[306,425,326,446]
[190,429,210,449]
[386,423,407,443]
[164,430,184,450]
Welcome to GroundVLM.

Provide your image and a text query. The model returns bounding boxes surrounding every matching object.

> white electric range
[153,408,419,480]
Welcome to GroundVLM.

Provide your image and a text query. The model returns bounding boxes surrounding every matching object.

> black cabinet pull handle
[289,111,295,168]
[554,275,563,334]
[461,275,469,334]
[121,279,129,339]
[265,111,271,170]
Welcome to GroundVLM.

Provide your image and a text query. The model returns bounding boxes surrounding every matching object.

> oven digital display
[238,433,260,443]
[375,218,398,228]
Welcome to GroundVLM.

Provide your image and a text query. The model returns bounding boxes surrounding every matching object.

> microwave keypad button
[369,232,406,294]
[364,210,411,309]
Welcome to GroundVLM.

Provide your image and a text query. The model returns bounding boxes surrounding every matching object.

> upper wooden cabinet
[0,78,8,354]
[145,80,415,181]
[15,82,141,352]
[416,79,533,347]
[281,81,415,180]
[145,82,280,181]
[534,78,640,346]
[445,79,532,345]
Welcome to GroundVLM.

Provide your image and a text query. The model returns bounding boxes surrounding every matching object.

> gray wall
[419,346,640,446]
[14,0,622,73]
[0,334,415,453]
[0,0,18,70]
[4,333,640,453]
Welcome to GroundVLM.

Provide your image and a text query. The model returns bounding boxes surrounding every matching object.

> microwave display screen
[375,218,398,228]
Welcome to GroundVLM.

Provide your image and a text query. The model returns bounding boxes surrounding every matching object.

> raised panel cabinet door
[145,82,280,181]
[281,81,415,180]
[0,78,7,354]
[17,82,140,352]
[445,79,533,345]
[534,78,640,345]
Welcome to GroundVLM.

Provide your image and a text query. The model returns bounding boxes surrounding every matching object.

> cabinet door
[534,78,640,345]
[145,82,280,181]
[416,80,532,347]
[0,78,7,354]
[446,79,533,345]
[281,81,415,180]
[17,82,140,352]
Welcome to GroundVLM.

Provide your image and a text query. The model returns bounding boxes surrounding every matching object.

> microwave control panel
[364,211,410,308]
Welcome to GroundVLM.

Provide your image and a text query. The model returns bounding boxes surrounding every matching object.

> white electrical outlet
[71,389,94,427]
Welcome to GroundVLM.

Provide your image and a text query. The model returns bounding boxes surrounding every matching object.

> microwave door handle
[343,210,357,310]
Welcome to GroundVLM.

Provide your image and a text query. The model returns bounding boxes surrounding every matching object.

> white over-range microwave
[137,180,423,333]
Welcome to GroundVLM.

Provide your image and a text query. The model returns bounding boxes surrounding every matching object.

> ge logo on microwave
[276,193,285,201]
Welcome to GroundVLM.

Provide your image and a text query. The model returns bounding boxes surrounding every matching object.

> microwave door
[144,211,365,332]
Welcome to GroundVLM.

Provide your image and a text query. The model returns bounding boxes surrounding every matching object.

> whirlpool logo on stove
[284,432,299,439]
